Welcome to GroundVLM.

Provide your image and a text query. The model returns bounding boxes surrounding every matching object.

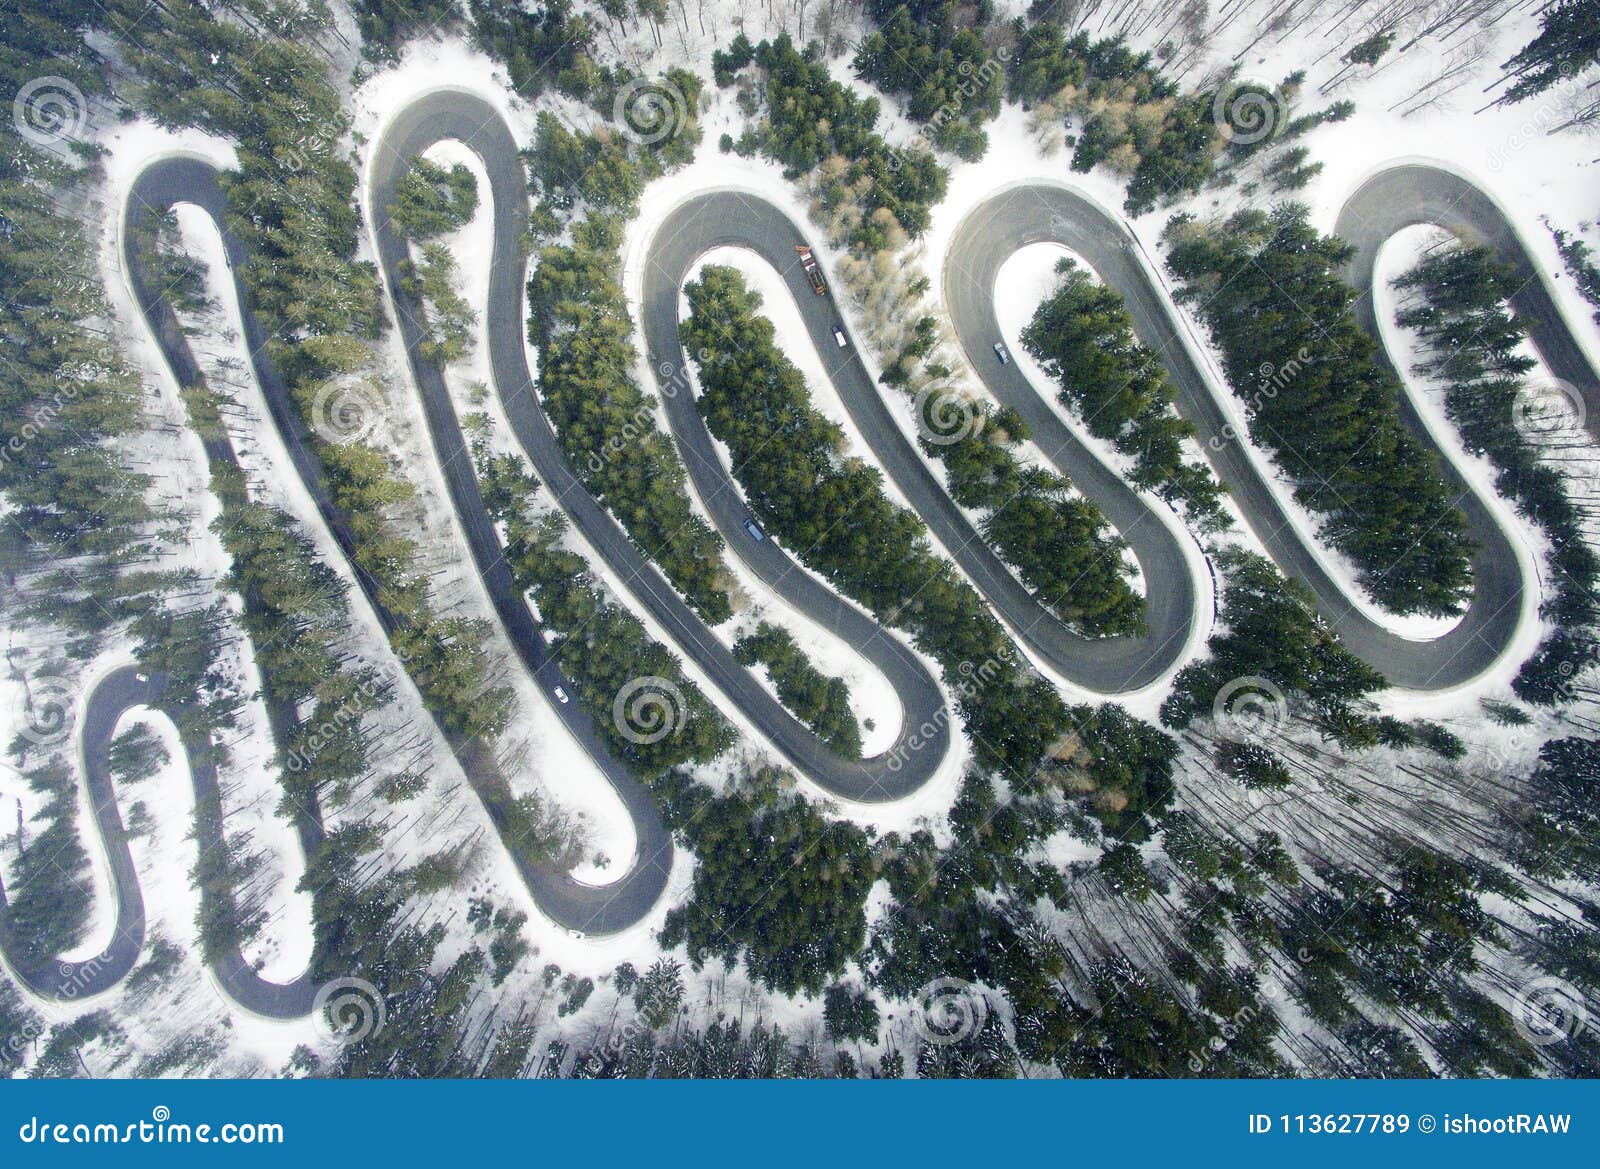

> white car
[833,325,848,348]
[553,685,570,705]
[992,342,1010,365]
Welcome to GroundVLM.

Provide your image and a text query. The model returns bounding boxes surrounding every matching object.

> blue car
[743,518,766,542]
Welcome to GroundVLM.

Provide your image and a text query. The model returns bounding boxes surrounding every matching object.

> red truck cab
[795,244,827,296]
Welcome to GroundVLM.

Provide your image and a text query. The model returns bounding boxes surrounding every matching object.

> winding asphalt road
[945,180,1565,690]
[370,96,950,810]
[1337,163,1600,444]
[0,665,321,1017]
[122,154,673,939]
[642,195,1194,694]
[7,99,1585,1006]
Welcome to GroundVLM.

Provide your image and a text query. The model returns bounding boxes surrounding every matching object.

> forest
[477,450,733,777]
[715,33,948,251]
[852,0,1003,162]
[733,623,862,759]
[1022,258,1227,530]
[1007,18,1217,216]
[524,214,732,624]
[1165,204,1475,617]
[654,764,877,997]
[683,265,1144,638]
[1391,241,1600,704]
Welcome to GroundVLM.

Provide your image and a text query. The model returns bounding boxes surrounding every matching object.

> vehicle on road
[553,685,570,704]
[993,342,1010,365]
[744,518,766,542]
[796,244,827,296]
[833,325,848,348]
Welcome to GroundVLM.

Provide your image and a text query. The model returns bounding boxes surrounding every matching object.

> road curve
[370,93,951,802]
[640,194,1195,695]
[0,668,319,1017]
[122,154,670,937]
[947,182,1535,690]
[1337,162,1600,444]
[11,117,1573,997]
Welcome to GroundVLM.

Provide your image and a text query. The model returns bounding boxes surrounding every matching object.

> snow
[407,140,639,885]
[1364,225,1550,710]
[16,3,1600,1070]
[169,202,316,983]
[353,55,656,897]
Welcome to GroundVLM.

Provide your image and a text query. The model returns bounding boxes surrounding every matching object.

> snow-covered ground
[11,0,1600,1074]
[1365,225,1552,713]
[411,138,638,884]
